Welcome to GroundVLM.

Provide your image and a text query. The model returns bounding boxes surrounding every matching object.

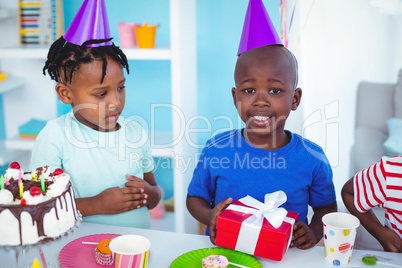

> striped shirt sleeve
[354,157,387,213]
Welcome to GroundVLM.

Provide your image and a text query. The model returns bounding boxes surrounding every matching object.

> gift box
[215,191,298,261]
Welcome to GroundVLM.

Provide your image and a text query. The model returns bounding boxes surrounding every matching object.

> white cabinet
[0,0,198,234]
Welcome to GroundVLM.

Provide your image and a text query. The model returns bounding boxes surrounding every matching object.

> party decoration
[32,258,42,268]
[237,0,282,55]
[63,0,112,47]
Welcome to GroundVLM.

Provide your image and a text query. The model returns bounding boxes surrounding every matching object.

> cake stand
[0,212,82,268]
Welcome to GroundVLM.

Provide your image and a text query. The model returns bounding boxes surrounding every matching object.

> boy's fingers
[297,241,313,249]
[219,197,233,210]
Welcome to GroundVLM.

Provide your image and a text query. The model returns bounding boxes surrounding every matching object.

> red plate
[59,234,120,268]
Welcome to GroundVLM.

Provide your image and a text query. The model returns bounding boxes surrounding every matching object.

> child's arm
[76,186,148,216]
[186,195,232,244]
[291,201,337,249]
[309,201,337,241]
[342,178,402,252]
[125,172,161,210]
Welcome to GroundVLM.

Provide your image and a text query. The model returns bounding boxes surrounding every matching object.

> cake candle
[18,171,22,185]
[0,174,4,189]
[19,181,24,197]
[41,174,45,192]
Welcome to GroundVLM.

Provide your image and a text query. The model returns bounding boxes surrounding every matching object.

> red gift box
[216,196,298,261]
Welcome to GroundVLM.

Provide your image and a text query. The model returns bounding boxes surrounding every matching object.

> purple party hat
[237,0,282,55]
[64,0,112,47]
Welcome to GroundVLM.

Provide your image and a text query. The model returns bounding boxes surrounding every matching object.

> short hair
[236,45,299,89]
[43,36,129,84]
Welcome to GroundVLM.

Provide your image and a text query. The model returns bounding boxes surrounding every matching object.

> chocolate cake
[0,162,79,246]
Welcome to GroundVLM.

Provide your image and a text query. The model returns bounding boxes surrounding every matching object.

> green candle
[0,174,4,190]
[40,174,45,192]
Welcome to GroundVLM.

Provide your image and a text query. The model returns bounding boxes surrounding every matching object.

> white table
[1,222,401,267]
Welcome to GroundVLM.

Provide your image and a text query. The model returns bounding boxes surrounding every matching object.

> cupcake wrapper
[95,249,114,265]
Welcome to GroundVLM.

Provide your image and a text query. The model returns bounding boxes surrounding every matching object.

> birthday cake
[0,162,79,246]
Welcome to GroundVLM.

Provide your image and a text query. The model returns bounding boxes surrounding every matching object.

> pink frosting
[202,255,229,268]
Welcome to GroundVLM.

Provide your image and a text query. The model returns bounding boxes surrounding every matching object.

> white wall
[285,0,402,196]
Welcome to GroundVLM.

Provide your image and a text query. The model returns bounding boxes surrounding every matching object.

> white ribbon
[225,191,294,255]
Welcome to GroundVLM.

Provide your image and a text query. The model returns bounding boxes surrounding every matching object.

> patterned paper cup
[109,235,150,268]
[322,212,360,266]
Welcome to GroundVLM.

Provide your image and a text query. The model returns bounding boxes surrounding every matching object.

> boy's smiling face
[232,45,301,149]
[56,57,126,132]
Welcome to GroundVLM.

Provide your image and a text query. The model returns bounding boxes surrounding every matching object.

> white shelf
[5,131,176,158]
[0,76,25,94]
[0,140,23,166]
[0,47,172,60]
[5,136,35,151]
[0,8,17,19]
[123,47,172,60]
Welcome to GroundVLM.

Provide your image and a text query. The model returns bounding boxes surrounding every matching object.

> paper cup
[118,22,138,48]
[109,235,150,268]
[134,23,159,49]
[322,212,360,266]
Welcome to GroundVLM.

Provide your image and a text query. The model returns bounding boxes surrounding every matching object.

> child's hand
[96,187,147,214]
[376,226,402,252]
[209,197,233,245]
[290,221,317,249]
[124,174,152,206]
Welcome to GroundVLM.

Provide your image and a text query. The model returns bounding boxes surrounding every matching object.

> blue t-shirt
[188,129,336,225]
[30,112,154,228]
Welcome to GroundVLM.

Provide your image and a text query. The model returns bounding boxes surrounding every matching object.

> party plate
[170,247,263,268]
[59,233,120,268]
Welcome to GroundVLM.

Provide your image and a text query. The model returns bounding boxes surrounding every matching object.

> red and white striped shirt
[354,156,402,239]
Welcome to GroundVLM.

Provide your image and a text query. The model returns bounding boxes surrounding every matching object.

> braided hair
[43,36,129,84]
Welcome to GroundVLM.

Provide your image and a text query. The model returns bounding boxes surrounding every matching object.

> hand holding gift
[215,191,298,261]
[209,197,233,245]
[291,221,316,249]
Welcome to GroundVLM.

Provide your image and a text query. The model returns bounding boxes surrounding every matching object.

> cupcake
[95,239,113,265]
[202,255,229,268]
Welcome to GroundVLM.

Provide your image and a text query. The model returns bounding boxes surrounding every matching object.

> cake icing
[0,162,78,246]
[202,255,229,268]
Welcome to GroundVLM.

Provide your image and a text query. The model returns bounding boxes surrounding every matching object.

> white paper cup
[109,235,151,268]
[322,212,360,266]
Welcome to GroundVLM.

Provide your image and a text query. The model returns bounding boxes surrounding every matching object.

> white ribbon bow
[225,191,293,255]
[227,190,288,229]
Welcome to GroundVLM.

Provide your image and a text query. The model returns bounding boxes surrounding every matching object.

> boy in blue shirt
[187,0,336,249]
